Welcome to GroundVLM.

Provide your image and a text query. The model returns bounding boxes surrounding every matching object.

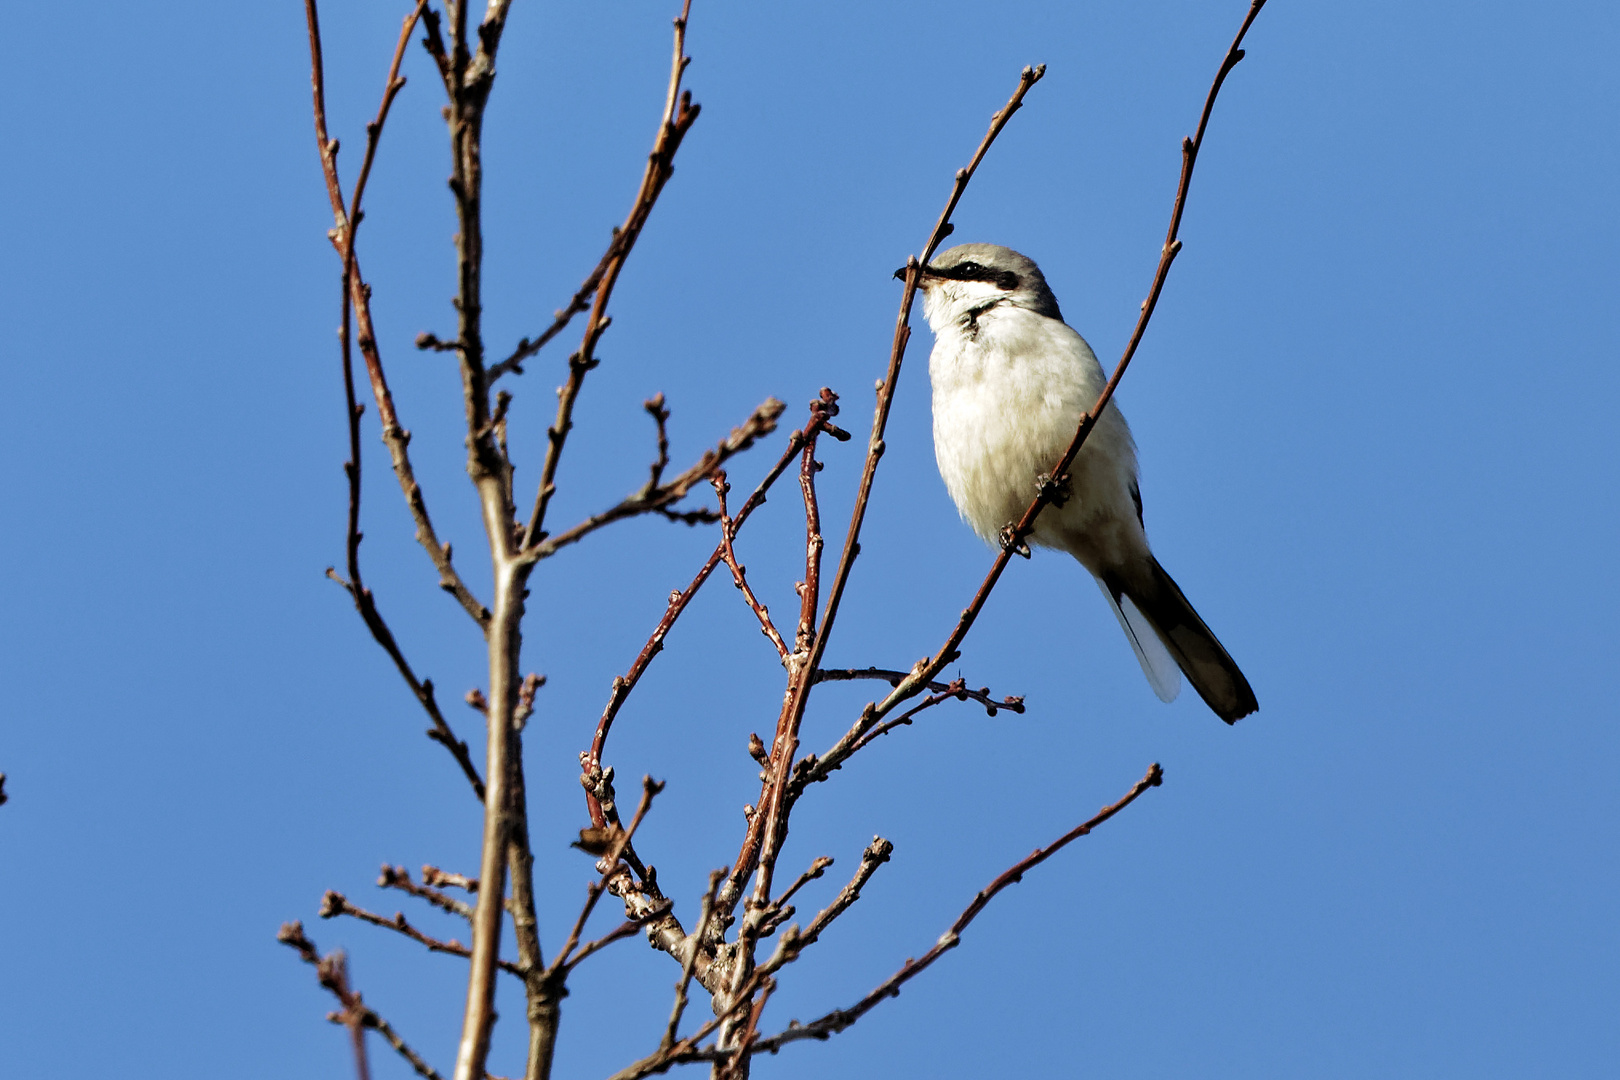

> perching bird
[910,243,1257,723]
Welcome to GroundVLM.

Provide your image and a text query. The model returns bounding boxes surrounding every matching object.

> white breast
[927,304,1145,572]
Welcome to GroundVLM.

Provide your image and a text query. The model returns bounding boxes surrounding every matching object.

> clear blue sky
[2,2,1616,1077]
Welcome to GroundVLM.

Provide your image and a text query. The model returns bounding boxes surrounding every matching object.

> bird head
[896,243,1063,330]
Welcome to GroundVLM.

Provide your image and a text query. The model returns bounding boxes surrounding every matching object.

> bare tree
[281,2,1270,1078]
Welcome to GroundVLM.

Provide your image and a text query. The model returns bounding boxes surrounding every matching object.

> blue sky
[1,1,1616,1077]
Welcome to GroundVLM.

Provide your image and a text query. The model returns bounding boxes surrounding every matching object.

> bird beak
[895,264,934,283]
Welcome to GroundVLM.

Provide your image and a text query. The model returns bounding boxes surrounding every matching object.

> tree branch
[278,921,443,1080]
[318,890,524,978]
[380,863,474,920]
[550,775,665,975]
[303,0,488,801]
[582,400,830,830]
[810,667,1023,717]
[520,0,700,550]
[807,63,1046,692]
[713,471,792,664]
[749,764,1164,1055]
[663,868,726,1050]
[486,237,616,380]
[704,69,1048,952]
[517,396,785,566]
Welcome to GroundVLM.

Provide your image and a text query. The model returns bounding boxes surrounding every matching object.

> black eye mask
[926,260,1021,291]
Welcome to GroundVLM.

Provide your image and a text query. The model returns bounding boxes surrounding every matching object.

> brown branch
[303,0,488,804]
[308,0,493,633]
[644,392,672,488]
[278,921,442,1080]
[804,63,1047,694]
[318,890,524,978]
[575,766,729,1002]
[791,679,1000,798]
[582,401,829,830]
[797,839,891,947]
[521,0,700,551]
[379,864,474,920]
[550,776,664,975]
[437,0,549,1057]
[753,838,892,979]
[756,855,833,938]
[722,976,777,1080]
[486,238,616,380]
[713,472,792,663]
[845,687,966,756]
[810,667,1024,717]
[518,396,785,566]
[868,1,1267,725]
[663,869,726,1050]
[749,764,1164,1055]
[705,70,1047,946]
[422,865,479,894]
[792,392,842,660]
[715,392,846,928]
[563,919,641,972]
[605,765,1160,1080]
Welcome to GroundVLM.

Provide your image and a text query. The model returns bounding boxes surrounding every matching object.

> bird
[907,242,1257,723]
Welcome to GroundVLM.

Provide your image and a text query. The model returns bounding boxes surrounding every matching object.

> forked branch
[750,764,1164,1055]
[279,921,443,1080]
[303,0,487,800]
[522,0,701,550]
[518,396,785,566]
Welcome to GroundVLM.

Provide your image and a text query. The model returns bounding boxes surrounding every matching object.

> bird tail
[1100,557,1258,724]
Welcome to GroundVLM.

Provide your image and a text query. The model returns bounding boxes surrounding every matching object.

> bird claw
[1035,471,1071,507]
[998,525,1031,559]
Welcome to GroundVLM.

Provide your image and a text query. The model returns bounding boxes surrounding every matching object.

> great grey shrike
[910,243,1257,723]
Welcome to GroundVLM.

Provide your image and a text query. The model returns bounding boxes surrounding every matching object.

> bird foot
[1035,471,1072,507]
[998,525,1031,559]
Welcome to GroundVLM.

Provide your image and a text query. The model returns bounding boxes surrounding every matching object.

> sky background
[2,1,1616,1077]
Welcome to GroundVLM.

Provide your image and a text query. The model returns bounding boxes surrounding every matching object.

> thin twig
[303,0,488,802]
[318,891,525,978]
[486,240,616,380]
[582,401,833,830]
[713,472,792,663]
[422,866,479,894]
[757,854,833,937]
[707,70,1046,937]
[644,393,672,489]
[714,390,846,926]
[565,920,642,971]
[278,921,443,1080]
[845,687,964,756]
[810,667,1023,717]
[521,0,700,551]
[517,397,785,566]
[320,0,492,632]
[663,869,725,1050]
[549,776,664,975]
[379,864,474,920]
[807,63,1047,697]
[754,838,892,978]
[749,764,1164,1055]
[791,680,986,797]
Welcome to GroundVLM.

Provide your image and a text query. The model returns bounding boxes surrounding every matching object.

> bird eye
[957,261,983,275]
